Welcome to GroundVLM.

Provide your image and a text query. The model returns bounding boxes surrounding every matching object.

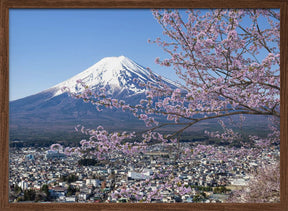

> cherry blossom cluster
[59,125,147,160]
[227,162,280,203]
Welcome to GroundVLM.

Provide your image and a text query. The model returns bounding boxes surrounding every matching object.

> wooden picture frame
[1,0,287,210]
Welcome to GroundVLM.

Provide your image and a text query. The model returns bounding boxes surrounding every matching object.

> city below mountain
[9,56,269,144]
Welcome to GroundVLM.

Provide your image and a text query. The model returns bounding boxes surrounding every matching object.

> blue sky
[9,9,175,101]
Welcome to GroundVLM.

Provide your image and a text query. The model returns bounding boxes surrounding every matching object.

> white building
[18,180,28,190]
[128,171,150,180]
[65,196,76,202]
[86,179,100,187]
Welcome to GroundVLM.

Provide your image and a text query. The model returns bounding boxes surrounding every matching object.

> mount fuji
[9,56,180,143]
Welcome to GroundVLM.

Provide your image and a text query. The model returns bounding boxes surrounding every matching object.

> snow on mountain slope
[49,56,178,98]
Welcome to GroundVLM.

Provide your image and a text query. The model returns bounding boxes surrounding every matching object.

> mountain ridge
[9,56,182,142]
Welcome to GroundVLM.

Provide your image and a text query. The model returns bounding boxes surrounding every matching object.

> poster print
[2,3,284,211]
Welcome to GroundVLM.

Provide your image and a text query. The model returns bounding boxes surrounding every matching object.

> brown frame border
[1,0,287,210]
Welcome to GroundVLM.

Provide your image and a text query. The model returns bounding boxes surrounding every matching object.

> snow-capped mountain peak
[50,56,175,98]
